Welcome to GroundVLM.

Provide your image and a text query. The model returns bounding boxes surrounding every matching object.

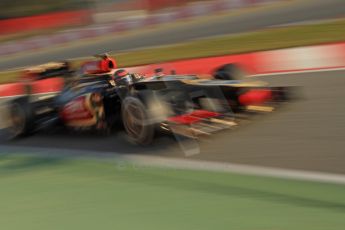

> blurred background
[0,0,258,35]
[0,0,345,67]
[0,1,345,230]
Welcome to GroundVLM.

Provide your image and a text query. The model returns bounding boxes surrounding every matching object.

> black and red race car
[4,56,291,145]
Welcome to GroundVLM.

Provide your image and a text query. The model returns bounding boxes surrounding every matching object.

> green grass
[0,154,344,230]
[1,18,345,84]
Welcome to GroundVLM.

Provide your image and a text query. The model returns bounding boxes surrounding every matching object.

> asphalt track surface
[1,69,345,174]
[1,0,345,70]
[1,0,345,174]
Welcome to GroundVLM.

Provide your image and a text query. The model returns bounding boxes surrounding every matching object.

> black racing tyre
[121,96,154,145]
[214,64,246,80]
[7,97,34,139]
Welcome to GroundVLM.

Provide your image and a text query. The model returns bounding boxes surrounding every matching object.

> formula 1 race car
[4,57,291,145]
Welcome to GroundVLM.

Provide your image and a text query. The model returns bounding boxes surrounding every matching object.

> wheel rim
[123,101,146,139]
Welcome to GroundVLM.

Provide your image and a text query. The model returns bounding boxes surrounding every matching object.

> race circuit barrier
[0,0,282,57]
[1,41,345,98]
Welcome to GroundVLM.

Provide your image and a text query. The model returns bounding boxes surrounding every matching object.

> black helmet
[114,69,132,86]
[114,69,128,78]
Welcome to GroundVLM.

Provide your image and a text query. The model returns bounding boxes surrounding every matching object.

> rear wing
[21,61,72,81]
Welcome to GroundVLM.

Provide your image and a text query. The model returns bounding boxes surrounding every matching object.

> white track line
[127,156,345,185]
[1,145,345,185]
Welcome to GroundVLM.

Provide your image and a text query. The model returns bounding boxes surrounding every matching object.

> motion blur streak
[1,1,345,230]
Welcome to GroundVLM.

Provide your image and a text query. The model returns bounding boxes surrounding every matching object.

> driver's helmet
[113,69,133,86]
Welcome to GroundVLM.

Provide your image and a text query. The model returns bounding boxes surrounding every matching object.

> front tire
[122,97,154,145]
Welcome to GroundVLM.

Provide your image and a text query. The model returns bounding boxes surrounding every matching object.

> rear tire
[7,97,34,139]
